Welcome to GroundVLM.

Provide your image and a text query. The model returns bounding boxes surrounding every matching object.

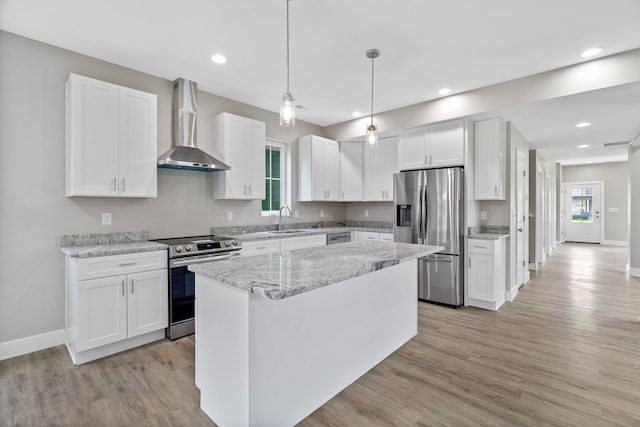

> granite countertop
[467,233,509,240]
[232,226,392,242]
[189,241,442,300]
[58,231,167,258]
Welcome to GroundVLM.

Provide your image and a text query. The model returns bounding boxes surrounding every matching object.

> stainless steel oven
[153,235,241,340]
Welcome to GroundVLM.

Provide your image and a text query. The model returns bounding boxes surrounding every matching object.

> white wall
[627,139,640,275]
[562,162,629,244]
[0,31,344,346]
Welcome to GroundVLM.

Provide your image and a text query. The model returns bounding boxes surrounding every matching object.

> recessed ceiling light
[438,88,451,95]
[576,122,591,128]
[352,111,362,117]
[211,54,227,64]
[580,48,603,58]
[577,144,590,148]
[585,161,593,164]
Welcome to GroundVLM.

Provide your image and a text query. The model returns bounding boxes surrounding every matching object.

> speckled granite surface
[58,231,167,258]
[189,241,441,300]
[219,222,393,243]
[468,225,509,240]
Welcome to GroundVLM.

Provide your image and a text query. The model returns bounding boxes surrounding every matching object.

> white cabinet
[364,137,398,201]
[298,135,341,201]
[398,119,464,171]
[66,73,157,198]
[353,231,380,242]
[240,234,326,257]
[467,238,506,311]
[340,141,363,201]
[66,250,168,364]
[474,118,506,200]
[379,232,394,242]
[212,112,266,200]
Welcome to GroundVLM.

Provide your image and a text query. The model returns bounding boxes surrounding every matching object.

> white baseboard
[525,271,531,283]
[528,263,538,271]
[555,240,562,246]
[629,266,640,277]
[0,329,65,361]
[603,240,628,246]
[505,286,519,302]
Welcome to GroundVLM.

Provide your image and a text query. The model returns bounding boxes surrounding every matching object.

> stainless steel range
[153,235,241,340]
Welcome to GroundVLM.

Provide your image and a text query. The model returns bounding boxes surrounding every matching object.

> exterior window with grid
[262,142,285,214]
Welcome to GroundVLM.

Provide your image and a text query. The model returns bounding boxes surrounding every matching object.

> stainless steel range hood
[158,78,230,172]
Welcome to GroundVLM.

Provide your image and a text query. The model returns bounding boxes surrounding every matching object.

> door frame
[561,180,605,244]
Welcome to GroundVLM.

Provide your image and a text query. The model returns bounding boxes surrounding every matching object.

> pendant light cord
[370,53,375,127]
[286,0,290,94]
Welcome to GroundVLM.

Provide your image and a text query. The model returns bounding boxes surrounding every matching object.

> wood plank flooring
[2,243,639,426]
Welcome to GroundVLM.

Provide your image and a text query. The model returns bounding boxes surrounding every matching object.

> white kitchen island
[189,241,441,427]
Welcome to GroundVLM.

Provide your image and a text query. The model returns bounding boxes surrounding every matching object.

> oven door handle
[170,251,240,266]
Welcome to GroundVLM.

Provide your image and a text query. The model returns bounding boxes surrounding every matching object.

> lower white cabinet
[240,234,326,257]
[66,250,168,364]
[353,231,394,242]
[467,238,506,310]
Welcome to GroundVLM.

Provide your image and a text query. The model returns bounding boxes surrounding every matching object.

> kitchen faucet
[279,205,293,230]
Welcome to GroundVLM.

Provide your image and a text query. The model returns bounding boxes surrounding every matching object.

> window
[262,139,289,215]
[571,187,593,223]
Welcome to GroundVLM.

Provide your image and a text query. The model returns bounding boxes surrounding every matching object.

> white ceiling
[2,0,640,164]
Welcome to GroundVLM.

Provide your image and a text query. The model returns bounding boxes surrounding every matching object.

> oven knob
[185,244,192,252]
[225,241,231,247]
[175,246,182,253]
[233,240,238,246]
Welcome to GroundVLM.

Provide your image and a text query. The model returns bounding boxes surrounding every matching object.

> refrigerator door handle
[421,170,428,245]
[425,257,453,263]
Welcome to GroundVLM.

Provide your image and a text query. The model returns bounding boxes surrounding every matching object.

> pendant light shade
[280,0,295,127]
[366,49,380,147]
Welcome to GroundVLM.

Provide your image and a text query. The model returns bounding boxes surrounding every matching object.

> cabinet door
[239,239,280,257]
[340,142,363,201]
[428,120,464,168]
[310,137,326,200]
[127,269,168,338]
[118,87,157,198]
[379,232,394,242]
[223,114,247,199]
[245,119,266,199]
[467,253,494,302]
[323,139,341,201]
[77,275,127,351]
[280,235,326,251]
[398,130,427,171]
[66,74,119,197]
[364,143,387,201]
[384,137,399,199]
[474,118,506,200]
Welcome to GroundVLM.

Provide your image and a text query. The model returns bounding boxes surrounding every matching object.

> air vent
[601,141,631,149]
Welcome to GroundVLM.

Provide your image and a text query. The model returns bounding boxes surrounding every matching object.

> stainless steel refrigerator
[393,167,464,306]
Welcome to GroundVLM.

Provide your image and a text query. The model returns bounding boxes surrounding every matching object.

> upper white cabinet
[298,135,340,201]
[364,137,398,201]
[340,141,363,201]
[398,119,464,171]
[474,118,506,200]
[212,112,266,200]
[66,73,157,198]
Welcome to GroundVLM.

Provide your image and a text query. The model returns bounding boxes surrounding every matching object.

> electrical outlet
[294,210,299,218]
[320,209,325,218]
[227,211,233,221]
[101,213,112,226]
[480,211,487,221]
[364,210,369,217]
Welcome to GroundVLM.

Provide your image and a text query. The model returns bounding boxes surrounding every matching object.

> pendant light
[279,0,295,127]
[366,49,380,147]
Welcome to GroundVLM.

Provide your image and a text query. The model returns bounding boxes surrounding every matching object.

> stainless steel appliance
[393,167,464,306]
[152,235,241,340]
[326,231,351,245]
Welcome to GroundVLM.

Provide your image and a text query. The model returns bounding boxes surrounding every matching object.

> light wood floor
[2,243,639,426]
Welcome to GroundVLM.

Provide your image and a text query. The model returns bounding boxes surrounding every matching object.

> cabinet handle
[382,190,385,198]
[121,178,125,192]
[121,280,125,296]
[112,177,117,192]
[131,278,134,294]
[473,245,487,249]
[494,185,498,196]
[469,258,471,268]
[119,262,137,267]
[430,154,433,165]
[243,185,247,195]
[342,191,344,199]
[248,185,252,195]
[256,246,267,250]
[424,155,428,165]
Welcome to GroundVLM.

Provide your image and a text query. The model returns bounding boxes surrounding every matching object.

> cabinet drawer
[240,239,280,257]
[379,233,394,242]
[280,234,326,251]
[353,231,380,242]
[77,250,167,280]
[468,239,494,255]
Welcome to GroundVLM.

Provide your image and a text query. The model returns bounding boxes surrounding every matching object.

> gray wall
[562,162,629,243]
[0,31,344,344]
[629,140,640,271]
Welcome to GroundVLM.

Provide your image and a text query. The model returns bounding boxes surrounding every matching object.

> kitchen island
[189,241,441,427]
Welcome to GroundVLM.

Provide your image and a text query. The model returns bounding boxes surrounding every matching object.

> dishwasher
[326,231,351,245]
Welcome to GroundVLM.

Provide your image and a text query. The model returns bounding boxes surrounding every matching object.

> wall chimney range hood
[158,78,230,172]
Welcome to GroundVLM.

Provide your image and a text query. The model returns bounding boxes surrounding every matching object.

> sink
[268,229,305,235]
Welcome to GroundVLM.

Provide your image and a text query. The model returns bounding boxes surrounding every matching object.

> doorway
[516,149,527,286]
[563,182,602,243]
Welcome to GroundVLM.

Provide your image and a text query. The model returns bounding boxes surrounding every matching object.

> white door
[515,149,526,286]
[564,183,602,243]
[127,269,168,338]
[77,275,127,351]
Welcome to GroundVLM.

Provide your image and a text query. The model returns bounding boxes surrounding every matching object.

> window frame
[261,138,292,217]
